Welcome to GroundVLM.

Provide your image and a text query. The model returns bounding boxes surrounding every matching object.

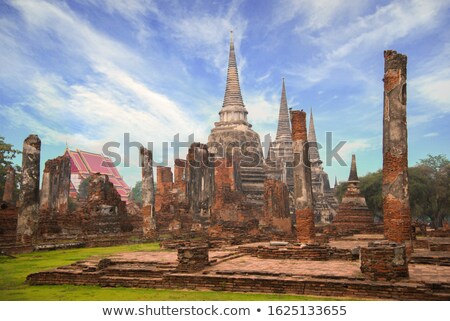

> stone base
[177,246,209,272]
[360,241,408,281]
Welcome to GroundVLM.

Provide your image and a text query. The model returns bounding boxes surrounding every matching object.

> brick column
[140,147,156,238]
[2,165,15,205]
[291,110,315,243]
[16,135,41,244]
[382,50,412,251]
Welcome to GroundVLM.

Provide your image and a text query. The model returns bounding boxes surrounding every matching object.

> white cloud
[1,0,207,172]
[424,132,439,138]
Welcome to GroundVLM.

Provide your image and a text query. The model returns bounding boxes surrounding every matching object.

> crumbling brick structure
[186,143,214,219]
[382,50,412,251]
[360,241,409,281]
[140,147,156,238]
[39,155,71,235]
[333,154,374,234]
[82,173,127,234]
[2,165,15,205]
[290,110,315,243]
[16,135,41,244]
[263,179,291,234]
[177,245,209,272]
[154,164,191,235]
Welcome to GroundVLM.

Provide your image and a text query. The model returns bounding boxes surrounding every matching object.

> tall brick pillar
[2,165,15,205]
[140,147,156,238]
[16,134,41,244]
[291,110,315,243]
[382,50,412,251]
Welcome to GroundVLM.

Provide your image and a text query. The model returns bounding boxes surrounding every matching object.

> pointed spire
[334,176,338,188]
[275,78,292,141]
[308,108,321,163]
[348,154,359,182]
[222,31,246,111]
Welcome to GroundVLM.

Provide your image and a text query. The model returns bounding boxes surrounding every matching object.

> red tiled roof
[67,148,130,201]
[78,150,114,176]
[67,150,89,174]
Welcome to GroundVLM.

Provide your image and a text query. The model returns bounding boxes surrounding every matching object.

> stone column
[382,50,412,250]
[140,147,156,238]
[17,134,41,244]
[291,110,315,243]
[2,165,15,205]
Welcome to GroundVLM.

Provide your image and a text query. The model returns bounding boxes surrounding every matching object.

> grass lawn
[0,243,347,301]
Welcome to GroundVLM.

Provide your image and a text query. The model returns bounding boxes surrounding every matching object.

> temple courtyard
[25,235,450,301]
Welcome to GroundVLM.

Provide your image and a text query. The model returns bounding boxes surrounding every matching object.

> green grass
[0,243,347,301]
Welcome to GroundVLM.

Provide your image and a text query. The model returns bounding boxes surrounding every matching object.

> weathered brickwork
[16,135,41,244]
[140,147,156,238]
[263,179,291,234]
[177,246,209,272]
[81,173,128,234]
[360,241,409,281]
[39,155,71,235]
[382,50,412,250]
[2,166,15,205]
[290,110,315,243]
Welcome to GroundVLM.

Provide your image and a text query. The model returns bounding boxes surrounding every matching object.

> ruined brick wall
[186,143,214,219]
[0,206,18,247]
[82,173,127,234]
[382,50,412,250]
[263,179,291,234]
[16,135,41,244]
[155,166,173,213]
[39,155,71,235]
[2,166,15,204]
[210,156,261,227]
[360,241,409,281]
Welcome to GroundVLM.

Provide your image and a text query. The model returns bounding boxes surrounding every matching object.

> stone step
[99,275,163,288]
[103,265,172,278]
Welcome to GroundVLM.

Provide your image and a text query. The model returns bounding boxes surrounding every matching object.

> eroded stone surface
[16,135,41,244]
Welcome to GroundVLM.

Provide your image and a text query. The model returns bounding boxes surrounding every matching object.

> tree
[333,154,450,227]
[0,136,21,201]
[130,181,142,204]
[415,154,450,227]
[77,177,90,200]
[359,170,383,220]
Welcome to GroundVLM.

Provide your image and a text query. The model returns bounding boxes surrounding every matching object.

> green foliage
[335,154,449,227]
[359,170,383,220]
[0,136,21,201]
[0,243,346,301]
[131,180,142,204]
[77,177,90,200]
[413,154,450,227]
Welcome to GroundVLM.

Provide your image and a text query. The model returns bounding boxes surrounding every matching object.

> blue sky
[1,0,449,187]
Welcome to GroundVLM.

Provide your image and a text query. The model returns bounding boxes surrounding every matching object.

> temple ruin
[1,40,449,300]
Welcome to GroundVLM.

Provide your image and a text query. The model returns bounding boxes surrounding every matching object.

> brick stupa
[333,155,374,233]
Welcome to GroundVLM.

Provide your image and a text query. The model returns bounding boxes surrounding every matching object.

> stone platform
[27,236,450,300]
